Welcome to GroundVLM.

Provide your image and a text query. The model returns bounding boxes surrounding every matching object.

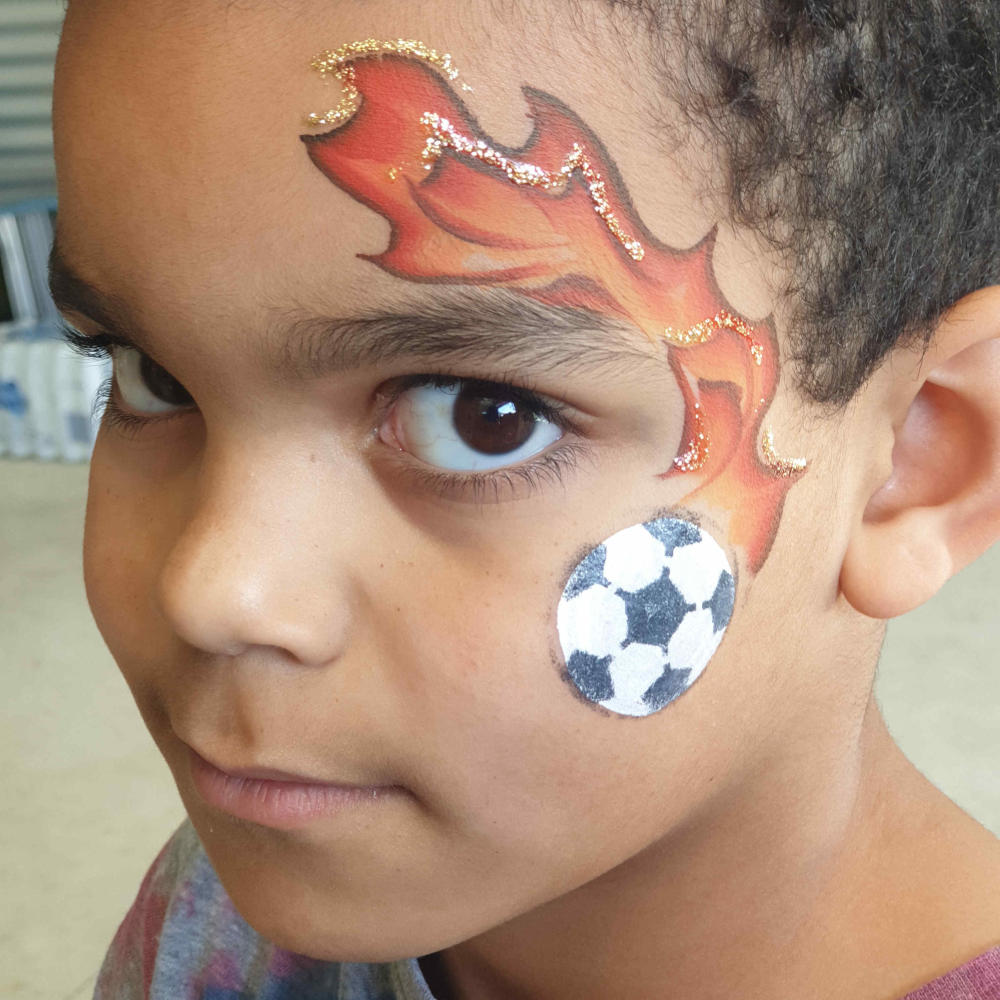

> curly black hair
[608,0,1000,405]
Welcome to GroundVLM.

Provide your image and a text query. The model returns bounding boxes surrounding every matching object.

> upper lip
[188,743,387,788]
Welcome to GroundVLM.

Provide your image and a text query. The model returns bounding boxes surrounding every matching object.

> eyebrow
[48,239,661,383]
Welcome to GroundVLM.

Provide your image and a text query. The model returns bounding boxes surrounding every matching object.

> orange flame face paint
[301,41,807,572]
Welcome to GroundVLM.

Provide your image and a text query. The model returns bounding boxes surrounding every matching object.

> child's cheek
[556,514,735,717]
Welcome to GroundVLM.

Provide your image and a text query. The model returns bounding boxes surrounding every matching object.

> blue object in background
[1,197,109,460]
[0,378,29,417]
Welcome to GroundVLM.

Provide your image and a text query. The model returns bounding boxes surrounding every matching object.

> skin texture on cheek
[299,40,807,574]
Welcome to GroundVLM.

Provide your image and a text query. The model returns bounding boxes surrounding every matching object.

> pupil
[453,384,537,455]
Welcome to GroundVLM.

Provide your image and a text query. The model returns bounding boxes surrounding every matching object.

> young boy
[50,1,1000,997]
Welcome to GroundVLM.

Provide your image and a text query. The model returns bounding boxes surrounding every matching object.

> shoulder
[899,944,1000,1000]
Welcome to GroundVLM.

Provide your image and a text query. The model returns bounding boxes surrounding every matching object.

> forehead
[51,0,716,326]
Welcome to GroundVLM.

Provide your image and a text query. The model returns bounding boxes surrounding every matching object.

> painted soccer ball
[556,516,735,717]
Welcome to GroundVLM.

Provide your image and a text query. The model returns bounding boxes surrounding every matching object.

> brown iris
[452,382,538,455]
[138,354,192,406]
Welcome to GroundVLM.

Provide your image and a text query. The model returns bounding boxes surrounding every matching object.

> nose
[155,440,358,665]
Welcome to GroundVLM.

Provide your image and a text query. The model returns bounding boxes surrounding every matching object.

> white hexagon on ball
[601,643,668,716]
[665,535,728,605]
[601,523,667,592]
[665,606,724,685]
[556,583,628,659]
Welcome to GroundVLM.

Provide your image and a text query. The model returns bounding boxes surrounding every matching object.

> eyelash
[59,324,163,437]
[58,323,588,503]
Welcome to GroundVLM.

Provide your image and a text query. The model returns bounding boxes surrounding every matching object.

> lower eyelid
[377,437,592,504]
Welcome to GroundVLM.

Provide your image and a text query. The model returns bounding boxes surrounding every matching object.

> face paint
[557,517,734,717]
[300,41,800,716]
[300,39,807,573]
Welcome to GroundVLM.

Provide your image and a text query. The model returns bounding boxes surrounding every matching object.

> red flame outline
[301,53,804,571]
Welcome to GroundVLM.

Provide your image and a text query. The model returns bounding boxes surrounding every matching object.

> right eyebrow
[48,237,664,384]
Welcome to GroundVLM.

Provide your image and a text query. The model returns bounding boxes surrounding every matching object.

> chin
[205,853,471,964]
[238,901,461,965]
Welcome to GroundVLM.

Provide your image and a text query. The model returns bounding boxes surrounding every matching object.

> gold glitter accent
[663,310,765,365]
[662,311,809,477]
[420,112,644,262]
[387,166,400,182]
[306,39,468,128]
[761,428,808,477]
[304,39,643,261]
[306,63,361,128]
[674,402,709,473]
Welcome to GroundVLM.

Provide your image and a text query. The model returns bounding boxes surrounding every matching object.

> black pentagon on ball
[566,650,615,702]
[621,567,695,650]
[642,517,702,557]
[642,666,692,712]
[561,543,609,601]
[703,570,735,633]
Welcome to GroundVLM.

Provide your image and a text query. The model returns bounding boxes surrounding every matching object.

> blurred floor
[2,460,183,1000]
[1,458,998,1000]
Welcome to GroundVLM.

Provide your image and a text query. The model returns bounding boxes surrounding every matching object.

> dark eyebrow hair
[48,238,661,383]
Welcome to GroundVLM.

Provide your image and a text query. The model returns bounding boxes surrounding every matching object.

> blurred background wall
[1,1,108,468]
[0,0,60,204]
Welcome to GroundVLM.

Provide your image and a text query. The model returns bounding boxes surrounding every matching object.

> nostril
[156,532,353,667]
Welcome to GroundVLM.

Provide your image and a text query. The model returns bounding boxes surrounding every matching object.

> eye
[112,344,193,415]
[379,376,565,472]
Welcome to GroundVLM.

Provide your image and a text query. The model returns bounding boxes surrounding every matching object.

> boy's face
[54,0,864,961]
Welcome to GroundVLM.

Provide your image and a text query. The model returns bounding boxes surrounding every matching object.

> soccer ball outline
[557,516,735,717]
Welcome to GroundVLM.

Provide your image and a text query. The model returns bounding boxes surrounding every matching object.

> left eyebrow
[49,238,660,382]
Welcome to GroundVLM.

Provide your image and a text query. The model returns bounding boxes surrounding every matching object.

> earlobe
[840,286,1000,620]
[840,509,954,620]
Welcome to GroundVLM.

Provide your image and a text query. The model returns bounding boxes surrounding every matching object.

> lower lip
[188,747,400,830]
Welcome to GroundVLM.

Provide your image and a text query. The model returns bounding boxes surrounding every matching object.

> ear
[840,286,1000,619]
